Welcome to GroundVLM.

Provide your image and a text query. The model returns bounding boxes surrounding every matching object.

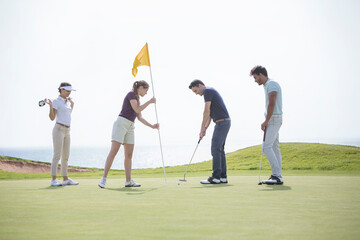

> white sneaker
[200,177,221,184]
[220,178,228,183]
[62,178,79,185]
[125,179,141,187]
[98,177,106,188]
[50,179,62,186]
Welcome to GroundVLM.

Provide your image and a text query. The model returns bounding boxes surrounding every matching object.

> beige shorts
[111,116,135,144]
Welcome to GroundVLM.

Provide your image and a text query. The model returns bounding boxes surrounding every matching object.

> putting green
[0,176,359,240]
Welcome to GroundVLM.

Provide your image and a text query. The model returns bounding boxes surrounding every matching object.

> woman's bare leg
[103,141,121,178]
[124,144,134,182]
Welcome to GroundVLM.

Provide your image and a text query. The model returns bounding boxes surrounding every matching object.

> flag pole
[148,52,167,184]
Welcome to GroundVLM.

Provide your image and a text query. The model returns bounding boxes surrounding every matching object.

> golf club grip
[197,139,201,144]
[263,127,267,142]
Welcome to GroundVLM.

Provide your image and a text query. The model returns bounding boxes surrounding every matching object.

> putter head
[179,179,187,182]
[258,182,262,185]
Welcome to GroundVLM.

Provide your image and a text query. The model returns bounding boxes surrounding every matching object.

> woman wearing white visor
[45,82,79,186]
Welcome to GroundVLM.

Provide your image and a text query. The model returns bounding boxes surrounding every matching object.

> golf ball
[178,182,180,185]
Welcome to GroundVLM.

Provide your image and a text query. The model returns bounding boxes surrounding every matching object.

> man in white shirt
[250,66,283,185]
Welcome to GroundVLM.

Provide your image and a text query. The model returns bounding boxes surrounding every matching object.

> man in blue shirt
[250,66,283,185]
[189,80,231,184]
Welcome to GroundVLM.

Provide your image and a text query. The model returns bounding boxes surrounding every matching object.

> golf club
[39,100,46,107]
[258,127,267,185]
[179,138,201,182]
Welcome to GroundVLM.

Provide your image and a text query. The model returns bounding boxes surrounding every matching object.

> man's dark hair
[250,65,268,77]
[189,79,205,89]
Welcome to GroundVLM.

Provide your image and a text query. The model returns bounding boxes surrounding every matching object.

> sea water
[0,144,215,170]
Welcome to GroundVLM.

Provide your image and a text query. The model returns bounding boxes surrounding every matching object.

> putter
[258,127,267,185]
[179,138,201,182]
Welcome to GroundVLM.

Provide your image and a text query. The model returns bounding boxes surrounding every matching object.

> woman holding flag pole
[99,43,165,188]
[98,80,158,188]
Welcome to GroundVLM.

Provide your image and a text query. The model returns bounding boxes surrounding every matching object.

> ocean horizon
[0,144,216,170]
[1,139,359,170]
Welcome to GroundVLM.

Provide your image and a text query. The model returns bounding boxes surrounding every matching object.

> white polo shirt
[52,96,72,126]
[264,79,282,116]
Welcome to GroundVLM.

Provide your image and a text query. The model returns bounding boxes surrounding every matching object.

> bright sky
[1,0,359,149]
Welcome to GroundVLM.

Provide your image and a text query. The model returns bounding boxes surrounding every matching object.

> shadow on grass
[106,187,158,195]
[259,185,292,191]
[191,184,234,189]
[40,186,65,190]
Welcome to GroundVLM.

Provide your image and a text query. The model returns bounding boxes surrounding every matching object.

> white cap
[60,86,76,91]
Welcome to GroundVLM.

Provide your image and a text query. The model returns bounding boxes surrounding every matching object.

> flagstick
[149,65,167,184]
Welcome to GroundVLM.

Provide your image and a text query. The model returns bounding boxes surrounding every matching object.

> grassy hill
[1,143,359,179]
[169,142,360,175]
[231,143,360,171]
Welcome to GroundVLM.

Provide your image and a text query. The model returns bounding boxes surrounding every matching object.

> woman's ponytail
[132,80,149,99]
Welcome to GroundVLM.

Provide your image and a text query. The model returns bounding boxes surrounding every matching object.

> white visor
[60,86,76,91]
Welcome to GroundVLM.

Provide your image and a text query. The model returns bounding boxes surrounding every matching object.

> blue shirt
[264,79,282,116]
[203,87,230,122]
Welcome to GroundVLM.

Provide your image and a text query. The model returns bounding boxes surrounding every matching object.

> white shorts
[111,116,135,144]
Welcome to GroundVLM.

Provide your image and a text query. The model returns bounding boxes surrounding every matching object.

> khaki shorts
[111,116,135,144]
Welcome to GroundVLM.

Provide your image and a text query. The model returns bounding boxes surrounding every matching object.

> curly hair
[250,66,268,77]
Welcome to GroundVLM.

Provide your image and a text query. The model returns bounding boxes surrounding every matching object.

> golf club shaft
[183,139,201,179]
[258,150,264,183]
[258,127,267,183]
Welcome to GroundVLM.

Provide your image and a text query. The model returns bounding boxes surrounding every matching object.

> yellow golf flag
[132,43,150,77]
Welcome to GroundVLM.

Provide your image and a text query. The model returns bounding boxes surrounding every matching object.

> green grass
[1,143,360,239]
[1,143,359,180]
[0,176,359,240]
